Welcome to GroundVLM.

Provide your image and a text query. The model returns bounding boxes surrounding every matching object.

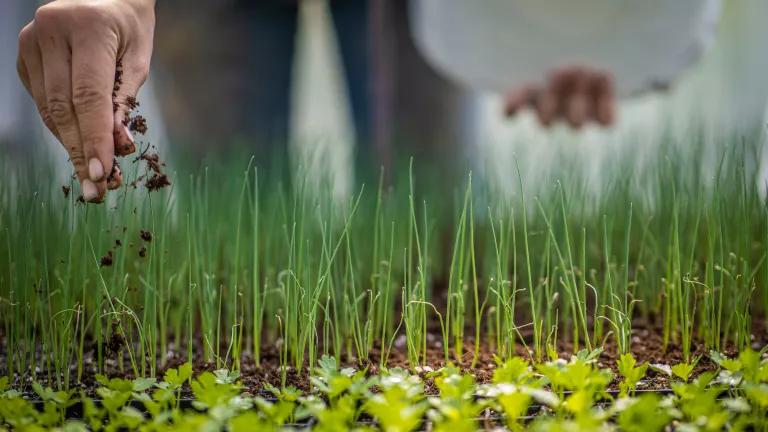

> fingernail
[123,125,134,143]
[88,158,105,181]
[117,125,136,155]
[82,179,98,201]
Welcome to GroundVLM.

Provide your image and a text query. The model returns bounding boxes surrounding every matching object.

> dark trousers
[238,0,371,149]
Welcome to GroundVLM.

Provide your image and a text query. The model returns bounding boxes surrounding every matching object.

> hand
[17,0,155,202]
[504,66,615,129]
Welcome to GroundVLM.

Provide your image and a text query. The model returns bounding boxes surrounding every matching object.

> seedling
[671,357,700,382]
[617,353,649,396]
[1,129,768,428]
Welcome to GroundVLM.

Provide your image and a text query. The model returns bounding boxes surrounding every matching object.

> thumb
[112,54,149,157]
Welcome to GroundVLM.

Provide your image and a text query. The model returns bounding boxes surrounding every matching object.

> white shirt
[411,0,721,97]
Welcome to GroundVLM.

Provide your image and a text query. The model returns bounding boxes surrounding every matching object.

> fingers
[504,66,616,129]
[504,84,537,117]
[71,40,119,202]
[38,26,98,199]
[565,68,589,129]
[536,71,563,127]
[17,23,60,140]
[591,72,615,126]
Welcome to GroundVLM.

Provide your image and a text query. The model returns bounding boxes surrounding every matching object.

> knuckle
[69,147,87,171]
[17,25,31,49]
[81,135,112,160]
[34,4,62,26]
[128,60,151,82]
[47,96,74,124]
[35,3,109,34]
[72,84,106,109]
[38,106,58,133]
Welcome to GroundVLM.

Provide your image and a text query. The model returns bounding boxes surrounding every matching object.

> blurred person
[152,0,466,185]
[412,0,721,128]
[411,0,767,195]
[17,0,756,203]
[152,0,377,160]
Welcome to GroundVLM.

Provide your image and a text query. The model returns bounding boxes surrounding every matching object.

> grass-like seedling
[0,129,767,410]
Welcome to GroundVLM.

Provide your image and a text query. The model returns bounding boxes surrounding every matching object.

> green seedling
[535,358,611,399]
[492,356,535,385]
[671,356,700,382]
[615,393,671,432]
[616,353,648,396]
[427,366,487,432]
[365,368,427,432]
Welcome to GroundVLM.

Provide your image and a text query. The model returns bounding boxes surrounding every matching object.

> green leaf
[32,383,56,401]
[119,405,147,429]
[164,362,193,389]
[96,375,133,392]
[132,377,157,392]
[574,347,603,363]
[190,371,239,409]
[617,353,648,396]
[229,412,268,432]
[317,355,338,376]
[617,393,669,432]
[493,357,532,385]
[671,363,695,382]
[214,369,240,385]
[497,391,531,429]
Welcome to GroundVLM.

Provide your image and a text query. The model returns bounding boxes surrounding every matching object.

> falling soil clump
[62,185,70,198]
[112,60,171,194]
[105,321,127,355]
[129,115,148,135]
[140,152,171,191]
[138,246,147,258]
[140,230,152,242]
[140,153,162,173]
[145,173,171,191]
[100,251,114,267]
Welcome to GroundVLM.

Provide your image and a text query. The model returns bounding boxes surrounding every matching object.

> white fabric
[460,0,768,199]
[411,0,721,97]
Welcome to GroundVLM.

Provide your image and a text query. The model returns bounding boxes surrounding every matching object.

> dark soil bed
[3,318,766,397]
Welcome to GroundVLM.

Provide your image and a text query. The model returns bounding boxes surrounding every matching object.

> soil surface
[2,319,765,398]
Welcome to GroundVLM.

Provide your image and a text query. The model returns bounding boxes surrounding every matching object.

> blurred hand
[17,0,155,202]
[504,66,615,129]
